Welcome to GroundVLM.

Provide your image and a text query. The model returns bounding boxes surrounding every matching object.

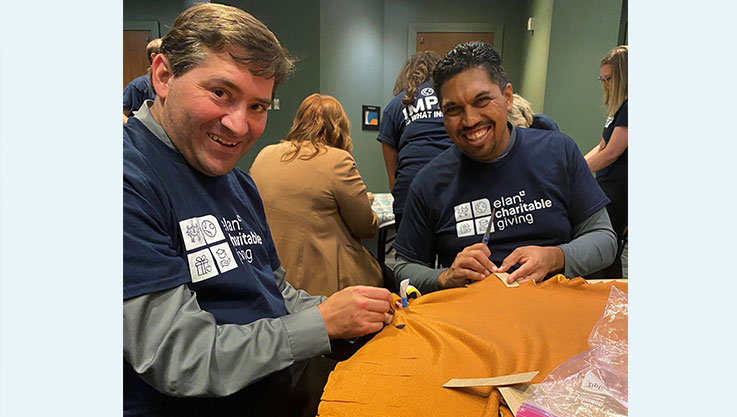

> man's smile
[461,124,492,145]
[207,133,239,147]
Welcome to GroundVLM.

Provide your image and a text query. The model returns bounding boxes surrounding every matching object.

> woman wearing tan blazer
[250,94,382,296]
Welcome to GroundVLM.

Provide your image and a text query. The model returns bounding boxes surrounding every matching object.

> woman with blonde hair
[508,93,560,131]
[250,94,382,296]
[585,45,628,277]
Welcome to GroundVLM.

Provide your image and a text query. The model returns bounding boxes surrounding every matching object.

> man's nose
[462,107,481,127]
[220,105,249,137]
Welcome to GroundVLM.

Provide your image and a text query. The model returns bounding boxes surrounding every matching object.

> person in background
[123,38,162,123]
[123,5,393,416]
[392,41,617,294]
[377,51,453,227]
[585,45,628,277]
[250,94,383,297]
[507,93,559,131]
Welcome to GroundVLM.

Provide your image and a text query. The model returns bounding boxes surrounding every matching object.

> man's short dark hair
[432,41,509,103]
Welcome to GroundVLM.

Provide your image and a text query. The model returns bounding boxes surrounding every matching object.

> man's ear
[151,54,174,99]
[503,83,514,112]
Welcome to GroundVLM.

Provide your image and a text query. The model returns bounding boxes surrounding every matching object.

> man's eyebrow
[443,90,493,107]
[209,77,242,94]
[208,77,272,103]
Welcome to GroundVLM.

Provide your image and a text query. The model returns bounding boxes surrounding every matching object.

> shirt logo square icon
[454,202,473,222]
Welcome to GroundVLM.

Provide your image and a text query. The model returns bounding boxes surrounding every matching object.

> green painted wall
[542,0,623,153]
[518,0,554,113]
[320,0,386,192]
[226,0,322,173]
[123,0,187,34]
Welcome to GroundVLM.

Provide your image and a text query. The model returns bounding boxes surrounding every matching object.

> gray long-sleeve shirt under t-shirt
[123,266,330,397]
[393,207,617,294]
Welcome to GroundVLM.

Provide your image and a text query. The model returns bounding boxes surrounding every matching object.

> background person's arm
[333,152,379,239]
[585,127,628,173]
[381,142,398,190]
[584,138,605,162]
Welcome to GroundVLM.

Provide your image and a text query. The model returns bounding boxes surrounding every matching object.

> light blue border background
[629,2,736,416]
[0,0,121,415]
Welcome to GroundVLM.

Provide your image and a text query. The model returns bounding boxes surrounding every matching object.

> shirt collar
[133,100,176,150]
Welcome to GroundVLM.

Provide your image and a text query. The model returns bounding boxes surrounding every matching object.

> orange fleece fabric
[318,275,628,416]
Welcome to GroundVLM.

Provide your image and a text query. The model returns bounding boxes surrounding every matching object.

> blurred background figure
[585,45,628,277]
[508,93,559,131]
[123,38,161,123]
[250,94,382,296]
[377,51,453,228]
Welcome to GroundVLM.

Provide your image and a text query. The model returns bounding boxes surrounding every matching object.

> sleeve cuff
[280,306,331,361]
[557,243,575,277]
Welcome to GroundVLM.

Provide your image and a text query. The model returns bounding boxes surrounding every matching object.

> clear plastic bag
[517,286,628,417]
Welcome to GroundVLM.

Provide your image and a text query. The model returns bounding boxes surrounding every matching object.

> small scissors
[481,207,496,245]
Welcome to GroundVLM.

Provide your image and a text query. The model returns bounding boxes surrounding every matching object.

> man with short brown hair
[123,4,393,416]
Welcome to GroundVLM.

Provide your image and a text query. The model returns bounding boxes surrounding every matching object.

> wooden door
[123,30,152,89]
[416,32,495,57]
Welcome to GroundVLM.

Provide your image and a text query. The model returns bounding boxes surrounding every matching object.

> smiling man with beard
[392,41,618,293]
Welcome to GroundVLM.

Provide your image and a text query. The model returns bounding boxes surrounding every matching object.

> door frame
[407,23,504,58]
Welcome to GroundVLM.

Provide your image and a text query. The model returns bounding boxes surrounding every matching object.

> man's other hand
[497,246,564,284]
[318,286,393,339]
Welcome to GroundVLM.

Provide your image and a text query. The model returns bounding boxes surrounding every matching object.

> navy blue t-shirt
[123,118,291,416]
[394,127,610,270]
[123,73,156,113]
[377,81,453,215]
[596,99,628,182]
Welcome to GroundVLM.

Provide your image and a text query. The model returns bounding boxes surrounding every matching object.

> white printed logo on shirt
[180,215,226,251]
[420,87,435,96]
[454,190,554,237]
[456,220,475,238]
[210,242,237,274]
[187,248,219,283]
[475,216,493,236]
[454,202,473,221]
[180,217,206,250]
[454,202,493,238]
[199,215,225,244]
[472,198,491,217]
[179,214,238,282]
